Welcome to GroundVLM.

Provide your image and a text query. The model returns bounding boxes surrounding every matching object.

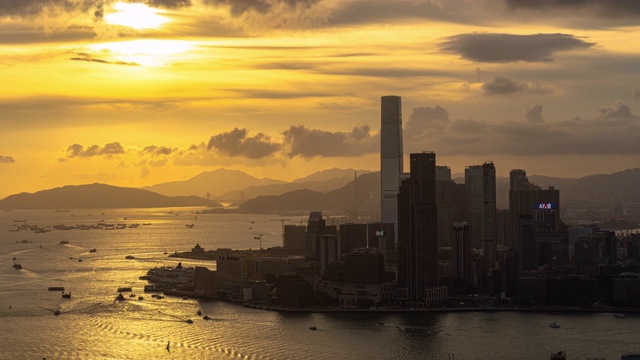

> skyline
[2,0,640,199]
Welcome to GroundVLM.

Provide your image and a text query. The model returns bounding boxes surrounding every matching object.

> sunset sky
[1,0,639,199]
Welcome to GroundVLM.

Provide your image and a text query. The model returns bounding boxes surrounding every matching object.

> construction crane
[270,218,290,246]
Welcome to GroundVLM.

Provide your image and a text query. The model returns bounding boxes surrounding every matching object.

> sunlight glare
[104,2,169,30]
[88,40,194,67]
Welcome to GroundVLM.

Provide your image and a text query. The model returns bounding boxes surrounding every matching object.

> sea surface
[1,208,639,360]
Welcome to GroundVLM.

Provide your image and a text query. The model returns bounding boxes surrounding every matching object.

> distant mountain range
[236,168,640,213]
[142,168,285,198]
[142,167,371,201]
[0,183,221,210]
[238,172,379,214]
[1,168,637,213]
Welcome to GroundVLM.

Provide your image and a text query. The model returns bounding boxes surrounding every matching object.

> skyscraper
[464,165,483,249]
[397,152,438,302]
[508,169,561,271]
[482,162,497,268]
[451,222,472,284]
[380,95,403,242]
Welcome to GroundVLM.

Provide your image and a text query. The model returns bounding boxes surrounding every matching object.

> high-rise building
[380,95,403,242]
[464,165,483,249]
[284,225,306,251]
[339,223,368,255]
[482,162,497,268]
[508,169,562,272]
[451,222,472,284]
[397,152,438,302]
[436,179,466,247]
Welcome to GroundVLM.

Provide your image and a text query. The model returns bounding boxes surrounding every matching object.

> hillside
[142,168,285,197]
[219,177,356,202]
[237,172,380,214]
[0,183,222,210]
[236,168,640,214]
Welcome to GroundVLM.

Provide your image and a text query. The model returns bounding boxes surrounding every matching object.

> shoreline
[163,290,639,315]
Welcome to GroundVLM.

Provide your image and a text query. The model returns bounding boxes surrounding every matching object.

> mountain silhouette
[0,183,222,210]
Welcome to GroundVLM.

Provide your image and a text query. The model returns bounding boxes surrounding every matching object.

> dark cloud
[282,125,378,158]
[404,103,640,156]
[0,155,16,163]
[405,106,449,140]
[524,105,544,124]
[66,142,125,158]
[207,128,280,159]
[482,77,525,95]
[147,0,192,9]
[0,0,96,17]
[202,0,317,16]
[525,105,544,123]
[482,77,553,96]
[440,33,595,63]
[0,0,192,19]
[327,0,444,26]
[505,0,640,18]
[596,103,634,120]
[70,57,139,66]
[140,145,177,156]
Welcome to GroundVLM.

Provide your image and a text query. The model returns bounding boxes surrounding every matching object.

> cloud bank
[0,155,16,163]
[440,33,595,63]
[65,142,125,158]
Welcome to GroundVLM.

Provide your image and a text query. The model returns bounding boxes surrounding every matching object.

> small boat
[129,293,136,298]
[185,319,193,324]
[182,296,188,300]
[203,315,210,320]
[197,310,202,316]
[117,287,132,292]
[12,263,22,270]
[156,295,164,299]
[549,322,560,329]
[54,310,61,316]
[309,326,317,331]
[376,322,384,326]
[89,248,97,253]
[614,313,627,319]
[125,255,135,259]
[12,256,16,260]
[78,258,83,262]
[59,241,69,245]
[62,292,71,299]
[550,350,566,360]
[186,224,194,228]
[115,293,125,301]
[48,286,64,291]
[138,296,144,301]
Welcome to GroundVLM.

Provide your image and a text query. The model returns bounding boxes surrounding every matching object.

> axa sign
[536,202,556,210]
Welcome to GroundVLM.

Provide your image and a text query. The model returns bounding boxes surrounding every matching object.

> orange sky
[1,0,640,198]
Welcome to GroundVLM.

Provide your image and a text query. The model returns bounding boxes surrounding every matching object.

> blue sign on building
[536,202,556,210]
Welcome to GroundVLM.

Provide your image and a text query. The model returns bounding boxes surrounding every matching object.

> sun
[104,2,169,30]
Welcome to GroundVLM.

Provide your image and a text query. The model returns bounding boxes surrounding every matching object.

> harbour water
[2,208,639,360]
